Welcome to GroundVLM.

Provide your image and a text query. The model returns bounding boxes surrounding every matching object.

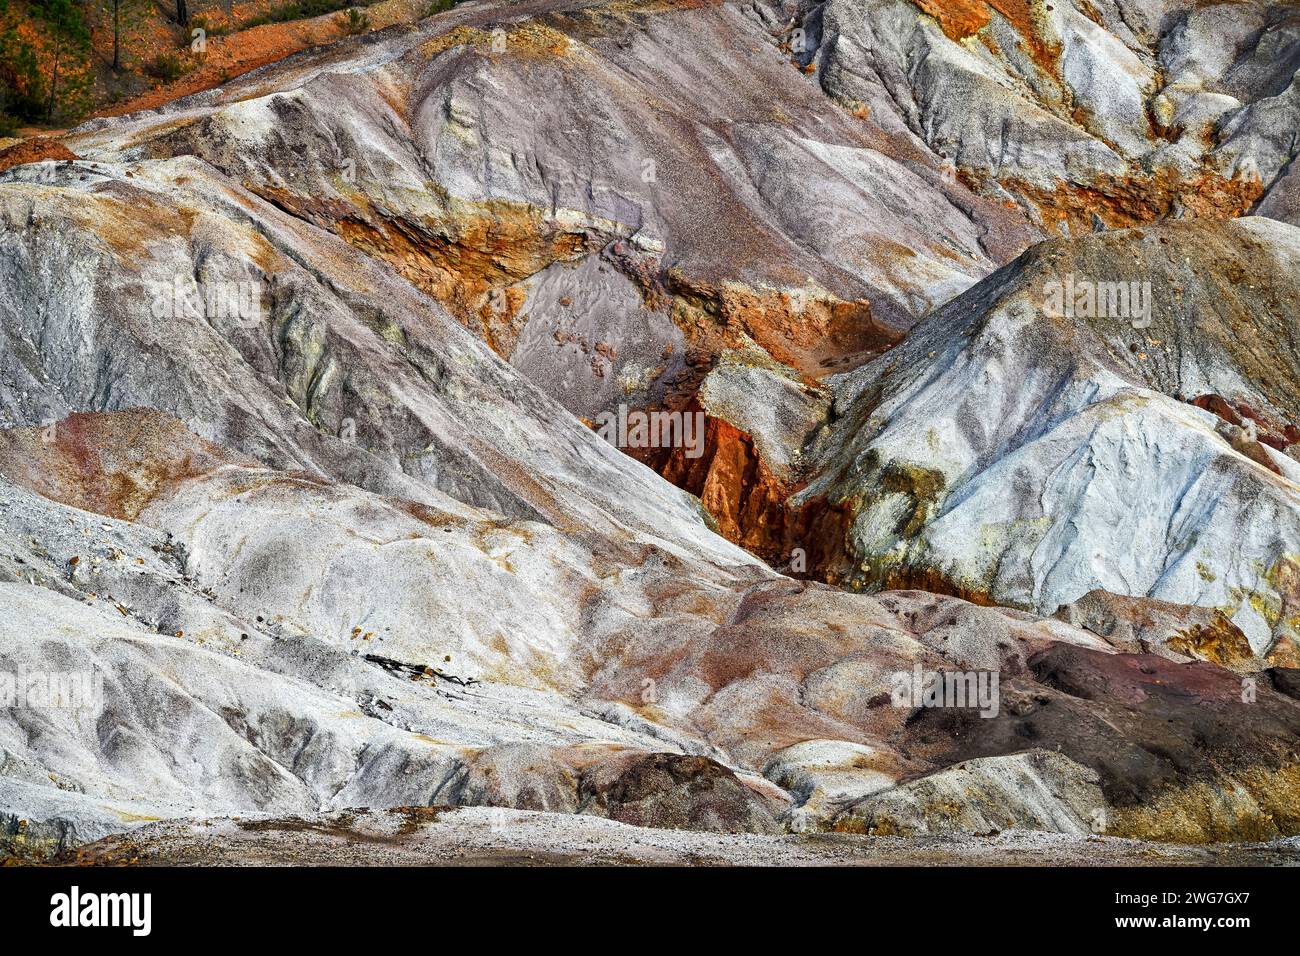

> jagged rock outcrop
[811,0,1299,230]
[778,217,1300,664]
[1055,589,1262,672]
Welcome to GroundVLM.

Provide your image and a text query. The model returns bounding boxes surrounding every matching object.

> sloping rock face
[3,409,1297,853]
[782,217,1300,664]
[0,156,750,572]
[894,645,1300,843]
[48,0,1300,562]
[2,0,1300,861]
[60,0,1047,425]
[4,410,1297,850]
[811,0,1299,229]
[113,0,1298,429]
[836,750,1106,837]
[1055,589,1261,672]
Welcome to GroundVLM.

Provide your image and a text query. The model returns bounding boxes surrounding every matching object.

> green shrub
[185,15,229,41]
[147,52,185,82]
[247,0,358,28]
[338,7,368,34]
[0,32,47,125]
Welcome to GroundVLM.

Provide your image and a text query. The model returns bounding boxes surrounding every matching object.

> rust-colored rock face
[1055,590,1262,673]
[911,0,992,42]
[251,188,599,354]
[1003,169,1265,237]
[658,414,792,561]
[663,273,899,380]
[910,0,1061,81]
[1190,393,1300,453]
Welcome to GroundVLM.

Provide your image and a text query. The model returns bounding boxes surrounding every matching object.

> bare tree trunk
[46,40,61,121]
[112,0,120,71]
[176,0,188,26]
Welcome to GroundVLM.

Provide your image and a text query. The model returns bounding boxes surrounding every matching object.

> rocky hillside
[2,0,1300,863]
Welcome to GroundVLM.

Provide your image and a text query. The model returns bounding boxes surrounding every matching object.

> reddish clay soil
[0,137,78,172]
[92,0,426,118]
[95,18,348,117]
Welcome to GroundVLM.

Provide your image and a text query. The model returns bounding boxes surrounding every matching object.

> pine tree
[100,0,144,71]
[32,0,91,122]
[0,1,46,130]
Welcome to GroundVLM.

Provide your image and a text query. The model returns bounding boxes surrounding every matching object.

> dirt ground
[95,0,430,117]
[23,806,1300,867]
[0,137,79,172]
